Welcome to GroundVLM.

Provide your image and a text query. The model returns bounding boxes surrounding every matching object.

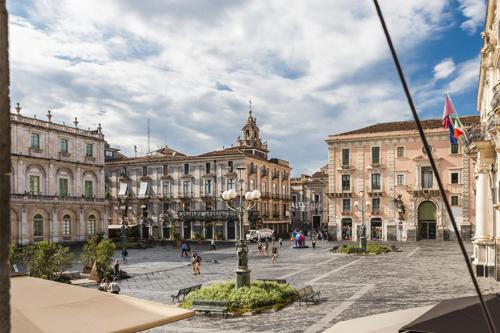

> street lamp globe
[222,191,230,201]
[229,189,237,199]
[252,189,261,199]
[245,191,254,201]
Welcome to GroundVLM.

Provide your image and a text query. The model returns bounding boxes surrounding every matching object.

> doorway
[313,216,321,230]
[418,201,437,240]
[227,220,236,240]
[341,218,352,240]
[370,218,382,240]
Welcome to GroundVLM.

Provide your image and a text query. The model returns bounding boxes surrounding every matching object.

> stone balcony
[11,193,107,203]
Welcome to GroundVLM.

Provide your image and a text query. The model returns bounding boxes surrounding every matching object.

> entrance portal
[370,218,382,240]
[418,201,437,240]
[341,218,352,240]
[227,220,236,240]
[313,216,321,229]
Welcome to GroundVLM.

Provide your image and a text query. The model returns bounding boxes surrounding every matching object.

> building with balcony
[105,110,292,241]
[290,166,329,232]
[326,116,478,242]
[467,0,500,280]
[10,104,108,244]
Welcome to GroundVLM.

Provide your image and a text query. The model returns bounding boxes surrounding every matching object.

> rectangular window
[163,202,171,214]
[371,173,381,190]
[314,194,319,202]
[163,182,170,196]
[372,147,380,164]
[183,181,190,196]
[397,174,405,186]
[142,166,148,177]
[451,195,459,206]
[205,180,212,194]
[342,148,350,166]
[206,201,212,211]
[63,220,71,236]
[31,133,40,149]
[421,167,433,188]
[184,163,189,175]
[342,199,351,212]
[206,162,211,174]
[59,178,68,197]
[228,161,234,173]
[183,202,191,211]
[85,180,93,198]
[451,172,459,184]
[85,143,93,157]
[342,175,351,191]
[372,198,381,214]
[451,144,459,155]
[30,175,40,195]
[397,146,405,158]
[60,139,68,153]
[227,179,235,190]
[121,167,127,177]
[163,165,168,176]
[34,219,43,237]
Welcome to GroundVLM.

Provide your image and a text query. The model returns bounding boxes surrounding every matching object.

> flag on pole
[441,93,464,143]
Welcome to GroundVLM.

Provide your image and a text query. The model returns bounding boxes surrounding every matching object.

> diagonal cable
[372,1,496,332]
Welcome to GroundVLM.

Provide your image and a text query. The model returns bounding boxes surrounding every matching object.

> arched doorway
[370,218,383,240]
[418,201,437,240]
[341,218,352,240]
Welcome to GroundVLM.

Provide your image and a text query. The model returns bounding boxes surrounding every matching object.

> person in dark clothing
[121,248,128,263]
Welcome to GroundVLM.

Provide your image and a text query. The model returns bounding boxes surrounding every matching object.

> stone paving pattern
[103,241,500,333]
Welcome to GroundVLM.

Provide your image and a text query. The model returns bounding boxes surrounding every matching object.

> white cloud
[458,0,486,34]
[434,58,456,80]
[446,56,480,94]
[8,0,460,174]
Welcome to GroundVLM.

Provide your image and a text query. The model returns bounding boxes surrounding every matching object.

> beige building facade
[468,0,500,280]
[326,117,478,242]
[105,111,292,241]
[10,104,108,244]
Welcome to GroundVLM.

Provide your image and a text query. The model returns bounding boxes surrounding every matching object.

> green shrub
[23,241,74,280]
[9,243,22,266]
[337,243,390,255]
[181,280,297,314]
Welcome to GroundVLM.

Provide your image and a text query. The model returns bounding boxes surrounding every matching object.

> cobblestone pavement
[108,240,499,333]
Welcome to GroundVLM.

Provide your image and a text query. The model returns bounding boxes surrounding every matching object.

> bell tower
[235,101,269,157]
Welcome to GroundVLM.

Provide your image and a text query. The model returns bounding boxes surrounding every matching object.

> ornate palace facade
[105,111,292,240]
[326,117,478,242]
[10,105,108,244]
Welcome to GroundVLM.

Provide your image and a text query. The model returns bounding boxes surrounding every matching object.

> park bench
[297,285,320,305]
[191,300,229,318]
[256,278,287,284]
[329,246,339,253]
[171,284,202,303]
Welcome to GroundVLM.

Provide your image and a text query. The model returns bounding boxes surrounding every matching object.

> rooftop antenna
[147,119,151,155]
[134,145,137,158]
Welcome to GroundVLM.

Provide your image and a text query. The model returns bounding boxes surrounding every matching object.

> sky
[7,0,486,175]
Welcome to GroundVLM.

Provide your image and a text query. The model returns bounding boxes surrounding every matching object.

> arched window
[33,214,43,237]
[63,214,71,236]
[88,214,96,235]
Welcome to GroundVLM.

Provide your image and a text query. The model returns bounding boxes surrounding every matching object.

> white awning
[138,181,149,198]
[119,182,128,197]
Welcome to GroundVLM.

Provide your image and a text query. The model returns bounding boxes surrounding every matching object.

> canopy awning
[138,181,149,198]
[118,182,128,197]
[11,276,193,333]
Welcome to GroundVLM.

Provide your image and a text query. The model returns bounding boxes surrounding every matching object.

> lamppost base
[235,268,251,288]
[359,236,367,252]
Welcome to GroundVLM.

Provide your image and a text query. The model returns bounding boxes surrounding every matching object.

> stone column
[21,207,28,245]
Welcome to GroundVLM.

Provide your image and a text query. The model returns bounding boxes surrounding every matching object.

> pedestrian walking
[121,247,128,263]
[271,246,278,264]
[278,237,283,248]
[181,242,188,257]
[257,241,262,256]
[210,239,216,251]
[194,253,201,275]
[191,253,197,274]
[264,239,269,256]
[312,238,316,249]
[108,277,121,294]
[113,259,120,279]
[186,243,191,256]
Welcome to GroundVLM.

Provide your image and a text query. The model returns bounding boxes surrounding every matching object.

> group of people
[256,239,280,263]
[98,277,121,294]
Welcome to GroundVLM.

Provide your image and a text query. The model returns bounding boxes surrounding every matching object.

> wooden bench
[191,300,229,318]
[256,278,287,284]
[297,286,320,305]
[171,284,202,303]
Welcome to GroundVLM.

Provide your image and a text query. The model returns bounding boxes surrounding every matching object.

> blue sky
[7,0,486,175]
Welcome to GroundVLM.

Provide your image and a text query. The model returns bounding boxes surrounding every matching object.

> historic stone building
[10,104,108,244]
[105,111,292,241]
[468,0,500,280]
[326,116,478,242]
[290,166,329,232]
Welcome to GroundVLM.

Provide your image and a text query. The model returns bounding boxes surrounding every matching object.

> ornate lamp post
[354,190,370,252]
[222,167,261,289]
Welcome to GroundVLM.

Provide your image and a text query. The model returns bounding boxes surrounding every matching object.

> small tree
[80,235,116,279]
[9,243,22,267]
[23,241,74,280]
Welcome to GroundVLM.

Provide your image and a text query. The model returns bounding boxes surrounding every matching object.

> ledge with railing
[11,193,107,202]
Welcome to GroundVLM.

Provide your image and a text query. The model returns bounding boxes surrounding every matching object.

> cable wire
[372,1,496,332]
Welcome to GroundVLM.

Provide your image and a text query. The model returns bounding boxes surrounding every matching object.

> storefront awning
[138,181,149,198]
[11,276,193,333]
[118,182,128,197]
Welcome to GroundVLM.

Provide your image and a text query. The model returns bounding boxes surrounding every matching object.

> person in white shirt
[108,277,121,294]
